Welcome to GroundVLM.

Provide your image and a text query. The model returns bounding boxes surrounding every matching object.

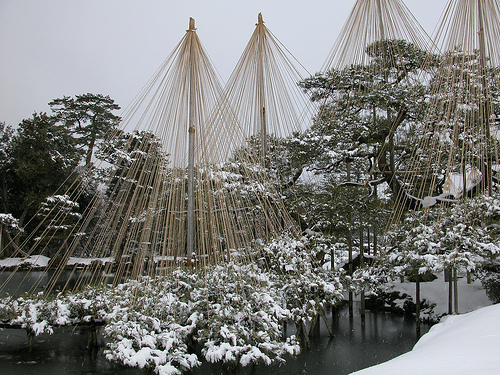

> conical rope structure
[322,0,435,70]
[220,13,314,158]
[390,0,500,225]
[298,0,436,240]
[376,1,500,318]
[0,19,343,372]
[0,17,302,297]
[209,13,318,238]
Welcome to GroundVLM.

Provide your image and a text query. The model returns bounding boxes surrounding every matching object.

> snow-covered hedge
[0,234,344,374]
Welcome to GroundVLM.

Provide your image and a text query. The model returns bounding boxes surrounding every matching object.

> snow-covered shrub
[380,194,500,282]
[194,263,300,368]
[9,294,55,335]
[0,296,17,321]
[254,234,345,323]
[0,213,22,233]
[481,263,500,303]
[0,234,346,374]
[104,307,199,374]
[100,275,200,374]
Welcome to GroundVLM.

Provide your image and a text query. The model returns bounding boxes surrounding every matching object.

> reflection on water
[0,326,140,375]
[0,303,430,375]
[197,304,429,374]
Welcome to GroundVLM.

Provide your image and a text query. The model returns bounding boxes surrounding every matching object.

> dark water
[0,303,430,375]
[0,270,96,296]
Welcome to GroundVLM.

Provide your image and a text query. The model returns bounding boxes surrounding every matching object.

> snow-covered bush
[0,213,22,232]
[193,263,300,368]
[101,275,200,374]
[252,234,345,323]
[0,234,345,374]
[382,195,500,280]
[8,294,55,335]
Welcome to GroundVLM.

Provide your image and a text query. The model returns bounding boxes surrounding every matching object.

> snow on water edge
[350,303,500,375]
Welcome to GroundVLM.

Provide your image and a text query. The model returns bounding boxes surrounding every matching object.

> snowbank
[0,255,50,268]
[350,303,500,375]
[0,256,113,269]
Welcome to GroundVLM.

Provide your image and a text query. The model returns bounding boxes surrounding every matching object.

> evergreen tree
[298,39,439,203]
[49,93,121,166]
[35,194,82,258]
[0,122,17,219]
[8,112,80,244]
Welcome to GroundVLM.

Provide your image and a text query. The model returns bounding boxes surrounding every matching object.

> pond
[0,269,97,296]
[0,302,430,375]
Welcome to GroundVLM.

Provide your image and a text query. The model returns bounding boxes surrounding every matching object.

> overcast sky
[0,0,446,127]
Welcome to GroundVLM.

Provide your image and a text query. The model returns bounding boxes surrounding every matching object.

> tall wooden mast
[187,17,196,257]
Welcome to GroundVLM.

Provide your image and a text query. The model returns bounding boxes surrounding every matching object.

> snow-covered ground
[350,303,500,375]
[392,271,492,319]
[0,255,51,268]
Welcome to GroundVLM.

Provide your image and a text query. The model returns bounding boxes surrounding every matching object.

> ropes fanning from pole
[389,0,500,225]
[224,13,313,142]
[321,0,434,70]
[0,17,301,296]
[215,13,315,175]
[298,0,437,232]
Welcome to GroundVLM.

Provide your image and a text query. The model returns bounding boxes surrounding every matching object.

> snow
[392,271,491,319]
[66,257,114,266]
[0,213,21,230]
[0,255,50,268]
[0,256,114,268]
[350,303,500,375]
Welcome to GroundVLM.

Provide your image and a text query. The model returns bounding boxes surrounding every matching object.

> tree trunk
[309,314,320,337]
[360,226,365,318]
[330,246,335,272]
[348,230,353,318]
[27,329,35,351]
[447,267,453,314]
[367,227,371,256]
[453,267,459,314]
[0,224,4,259]
[4,230,27,257]
[296,321,310,349]
[85,118,99,167]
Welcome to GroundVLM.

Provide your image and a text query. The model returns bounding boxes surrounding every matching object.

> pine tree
[49,93,121,166]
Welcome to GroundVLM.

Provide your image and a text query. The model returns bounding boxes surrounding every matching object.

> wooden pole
[416,275,421,336]
[348,229,353,318]
[257,13,267,163]
[453,267,459,314]
[347,159,353,317]
[186,18,196,258]
[360,226,366,320]
[477,0,492,196]
[448,267,453,314]
[376,0,385,41]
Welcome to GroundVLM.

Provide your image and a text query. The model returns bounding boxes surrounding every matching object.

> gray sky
[0,0,446,127]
